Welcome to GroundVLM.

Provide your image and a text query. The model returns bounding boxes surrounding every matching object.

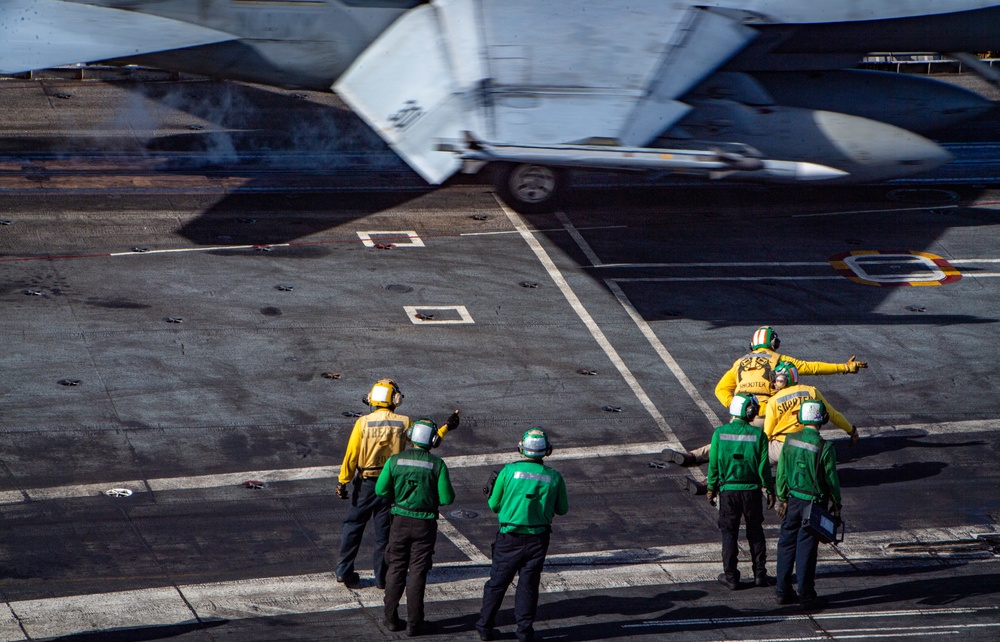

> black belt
[503,531,546,538]
[501,525,551,535]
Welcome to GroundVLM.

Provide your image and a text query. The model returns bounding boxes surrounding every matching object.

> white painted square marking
[843,254,946,283]
[404,306,474,324]
[357,231,425,247]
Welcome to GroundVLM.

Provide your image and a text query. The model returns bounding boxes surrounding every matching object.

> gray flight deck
[0,73,998,641]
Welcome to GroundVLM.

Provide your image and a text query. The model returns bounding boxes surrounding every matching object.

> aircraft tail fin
[335,0,757,185]
[334,0,483,184]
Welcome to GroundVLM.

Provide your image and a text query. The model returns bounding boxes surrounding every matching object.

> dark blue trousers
[718,488,767,581]
[776,496,821,600]
[336,478,391,585]
[384,515,437,628]
[477,531,550,642]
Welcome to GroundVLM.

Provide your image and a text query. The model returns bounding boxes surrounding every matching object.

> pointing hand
[845,356,868,373]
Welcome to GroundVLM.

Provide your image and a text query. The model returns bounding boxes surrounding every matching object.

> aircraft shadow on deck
[175,190,432,246]
[137,83,998,327]
[130,81,442,244]
[187,183,999,325]
[64,79,999,327]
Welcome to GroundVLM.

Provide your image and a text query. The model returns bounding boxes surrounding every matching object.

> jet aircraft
[2,0,999,212]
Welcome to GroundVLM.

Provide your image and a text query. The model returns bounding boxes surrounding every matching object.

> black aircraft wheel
[494,163,562,214]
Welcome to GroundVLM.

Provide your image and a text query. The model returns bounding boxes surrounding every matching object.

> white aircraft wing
[0,0,236,75]
[334,0,757,184]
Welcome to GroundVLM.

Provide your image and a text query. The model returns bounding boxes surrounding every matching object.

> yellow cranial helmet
[365,379,403,409]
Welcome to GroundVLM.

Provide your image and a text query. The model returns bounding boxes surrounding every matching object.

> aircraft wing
[0,0,235,75]
[334,0,757,184]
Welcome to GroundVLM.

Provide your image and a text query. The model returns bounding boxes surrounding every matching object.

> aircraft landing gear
[493,162,562,214]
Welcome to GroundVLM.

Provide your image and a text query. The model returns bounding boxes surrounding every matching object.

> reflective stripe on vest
[786,438,820,453]
[720,434,757,443]
[513,471,551,483]
[397,458,434,470]
[366,419,407,429]
[775,390,812,404]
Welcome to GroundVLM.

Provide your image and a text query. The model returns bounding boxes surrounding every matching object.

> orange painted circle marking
[828,250,961,286]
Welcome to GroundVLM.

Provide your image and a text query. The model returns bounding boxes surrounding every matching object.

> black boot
[718,573,739,590]
[662,448,697,466]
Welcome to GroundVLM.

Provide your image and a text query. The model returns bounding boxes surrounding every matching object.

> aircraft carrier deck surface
[0,74,998,641]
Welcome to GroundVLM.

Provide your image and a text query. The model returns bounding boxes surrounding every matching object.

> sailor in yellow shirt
[334,378,459,589]
[764,362,858,465]
[665,326,865,467]
[715,326,866,417]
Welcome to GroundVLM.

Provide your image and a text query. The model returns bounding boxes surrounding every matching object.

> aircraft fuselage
[102,1,1000,88]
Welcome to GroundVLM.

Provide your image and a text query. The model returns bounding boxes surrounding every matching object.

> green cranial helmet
[774,361,799,386]
[408,418,440,449]
[728,393,760,422]
[518,428,552,459]
[798,399,829,426]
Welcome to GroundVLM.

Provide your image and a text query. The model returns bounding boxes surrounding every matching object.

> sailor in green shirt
[707,394,776,590]
[375,418,455,636]
[477,429,568,642]
[775,399,842,609]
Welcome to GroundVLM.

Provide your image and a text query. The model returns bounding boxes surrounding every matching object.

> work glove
[844,356,868,373]
[776,500,788,520]
[706,488,717,506]
[766,493,776,510]
[336,483,349,500]
[831,503,842,520]
[849,426,860,447]
[446,410,460,432]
